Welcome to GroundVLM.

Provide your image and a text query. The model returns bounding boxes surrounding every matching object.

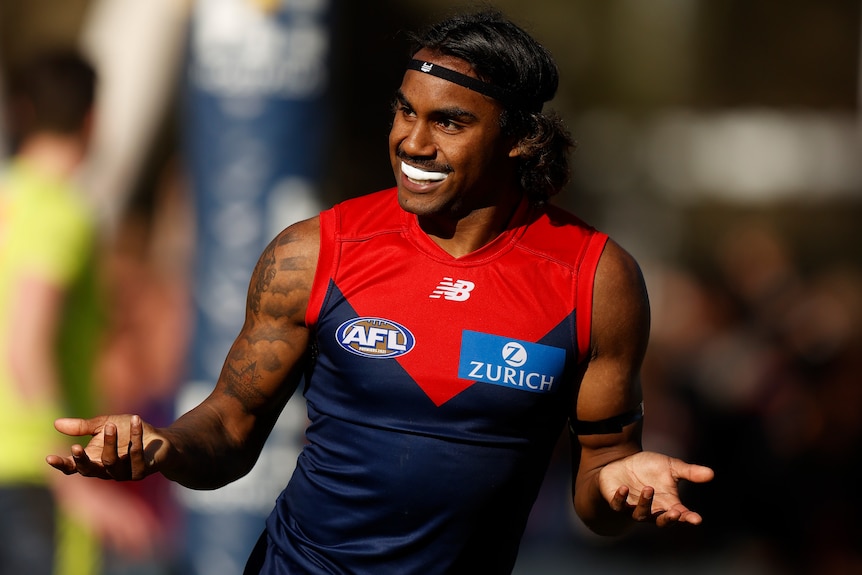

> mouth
[401,161,449,185]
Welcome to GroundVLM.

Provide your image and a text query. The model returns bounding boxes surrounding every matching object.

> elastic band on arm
[570,402,644,436]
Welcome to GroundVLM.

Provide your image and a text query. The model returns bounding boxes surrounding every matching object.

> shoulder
[324,188,401,237]
[591,239,650,354]
[247,216,321,320]
[261,216,321,279]
[595,240,646,292]
[520,201,605,267]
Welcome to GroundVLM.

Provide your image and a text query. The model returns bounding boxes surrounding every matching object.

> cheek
[387,134,400,163]
[389,114,409,140]
[388,126,405,159]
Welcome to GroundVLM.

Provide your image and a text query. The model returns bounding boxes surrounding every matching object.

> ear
[507,138,526,158]
[80,110,96,140]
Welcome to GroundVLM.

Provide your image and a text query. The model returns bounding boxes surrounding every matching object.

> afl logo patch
[336,317,415,359]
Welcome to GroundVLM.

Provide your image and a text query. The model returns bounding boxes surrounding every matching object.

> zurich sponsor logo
[458,330,565,393]
[336,317,415,359]
[501,342,528,367]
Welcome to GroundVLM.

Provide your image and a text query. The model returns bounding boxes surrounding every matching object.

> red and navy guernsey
[255,188,608,574]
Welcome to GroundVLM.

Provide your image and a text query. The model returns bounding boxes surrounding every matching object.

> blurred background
[1,0,860,574]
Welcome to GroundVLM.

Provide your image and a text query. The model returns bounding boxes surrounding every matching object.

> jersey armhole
[575,231,609,363]
[305,207,338,327]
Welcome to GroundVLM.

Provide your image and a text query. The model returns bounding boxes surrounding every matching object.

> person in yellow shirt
[1,49,159,575]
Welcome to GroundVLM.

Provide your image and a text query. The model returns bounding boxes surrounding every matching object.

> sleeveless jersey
[260,188,608,574]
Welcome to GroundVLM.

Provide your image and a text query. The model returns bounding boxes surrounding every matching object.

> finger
[672,460,715,483]
[633,486,655,521]
[678,509,703,526]
[129,415,147,480]
[101,423,128,480]
[45,454,79,475]
[70,444,103,478]
[609,485,630,512]
[655,508,682,527]
[54,416,106,437]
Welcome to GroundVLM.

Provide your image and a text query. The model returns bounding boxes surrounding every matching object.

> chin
[396,188,431,215]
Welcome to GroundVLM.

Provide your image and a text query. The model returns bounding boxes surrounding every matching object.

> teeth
[401,162,448,182]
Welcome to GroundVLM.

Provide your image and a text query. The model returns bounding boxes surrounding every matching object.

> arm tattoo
[224,359,268,413]
[250,240,278,315]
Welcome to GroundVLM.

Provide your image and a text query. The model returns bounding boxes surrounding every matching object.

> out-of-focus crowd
[518,221,862,575]
[644,222,862,573]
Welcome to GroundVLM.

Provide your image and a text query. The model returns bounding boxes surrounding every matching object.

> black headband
[406,59,543,112]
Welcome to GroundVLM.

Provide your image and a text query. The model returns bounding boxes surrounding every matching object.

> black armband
[570,402,644,436]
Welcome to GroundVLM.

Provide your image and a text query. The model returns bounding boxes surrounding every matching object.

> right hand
[46,414,166,481]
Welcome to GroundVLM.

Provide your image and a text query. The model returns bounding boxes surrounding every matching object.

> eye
[437,118,463,132]
[392,102,415,119]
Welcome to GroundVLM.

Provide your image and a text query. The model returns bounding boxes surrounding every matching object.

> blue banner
[180,1,331,573]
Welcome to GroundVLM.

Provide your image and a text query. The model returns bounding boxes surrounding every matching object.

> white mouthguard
[401,162,448,182]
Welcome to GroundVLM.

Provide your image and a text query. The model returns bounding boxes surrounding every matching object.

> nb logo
[430,277,475,301]
[420,62,433,73]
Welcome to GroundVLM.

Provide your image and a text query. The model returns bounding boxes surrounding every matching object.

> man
[48,11,714,574]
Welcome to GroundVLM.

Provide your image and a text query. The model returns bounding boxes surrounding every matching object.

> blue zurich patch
[458,330,566,393]
[336,317,415,359]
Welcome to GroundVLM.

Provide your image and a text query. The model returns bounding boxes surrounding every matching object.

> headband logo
[420,62,433,73]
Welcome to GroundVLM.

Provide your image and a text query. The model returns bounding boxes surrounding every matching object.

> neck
[419,191,524,258]
[17,132,86,181]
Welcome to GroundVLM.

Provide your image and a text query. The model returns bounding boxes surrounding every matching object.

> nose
[398,118,436,159]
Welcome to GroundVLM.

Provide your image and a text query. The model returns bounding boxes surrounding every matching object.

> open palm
[598,451,714,526]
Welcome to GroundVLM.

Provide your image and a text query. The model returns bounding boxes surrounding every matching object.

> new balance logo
[420,62,433,73]
[430,277,475,301]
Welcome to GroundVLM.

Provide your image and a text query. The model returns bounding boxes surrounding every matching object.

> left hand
[598,451,714,526]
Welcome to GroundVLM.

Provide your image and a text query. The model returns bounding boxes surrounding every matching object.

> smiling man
[47,10,714,575]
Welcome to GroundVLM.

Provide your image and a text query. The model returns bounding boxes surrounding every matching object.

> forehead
[411,47,477,78]
[399,48,501,115]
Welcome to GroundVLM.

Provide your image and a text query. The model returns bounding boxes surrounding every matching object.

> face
[389,48,520,221]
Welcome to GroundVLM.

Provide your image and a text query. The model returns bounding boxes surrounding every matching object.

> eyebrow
[394,89,479,122]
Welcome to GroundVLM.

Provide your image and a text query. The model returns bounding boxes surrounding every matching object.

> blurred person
[0,49,161,575]
[95,156,194,575]
[48,11,713,574]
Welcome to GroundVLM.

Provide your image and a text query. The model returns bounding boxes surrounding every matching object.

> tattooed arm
[47,218,320,489]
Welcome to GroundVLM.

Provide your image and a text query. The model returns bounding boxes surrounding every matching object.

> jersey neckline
[400,193,533,265]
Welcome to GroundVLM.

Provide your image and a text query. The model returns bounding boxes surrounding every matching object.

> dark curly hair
[407,10,574,203]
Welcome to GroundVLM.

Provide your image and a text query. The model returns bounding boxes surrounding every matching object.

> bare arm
[48,217,321,489]
[571,239,648,533]
[9,276,65,408]
[571,239,713,534]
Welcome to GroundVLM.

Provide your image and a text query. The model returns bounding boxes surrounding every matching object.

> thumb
[54,416,106,437]
[673,460,715,484]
